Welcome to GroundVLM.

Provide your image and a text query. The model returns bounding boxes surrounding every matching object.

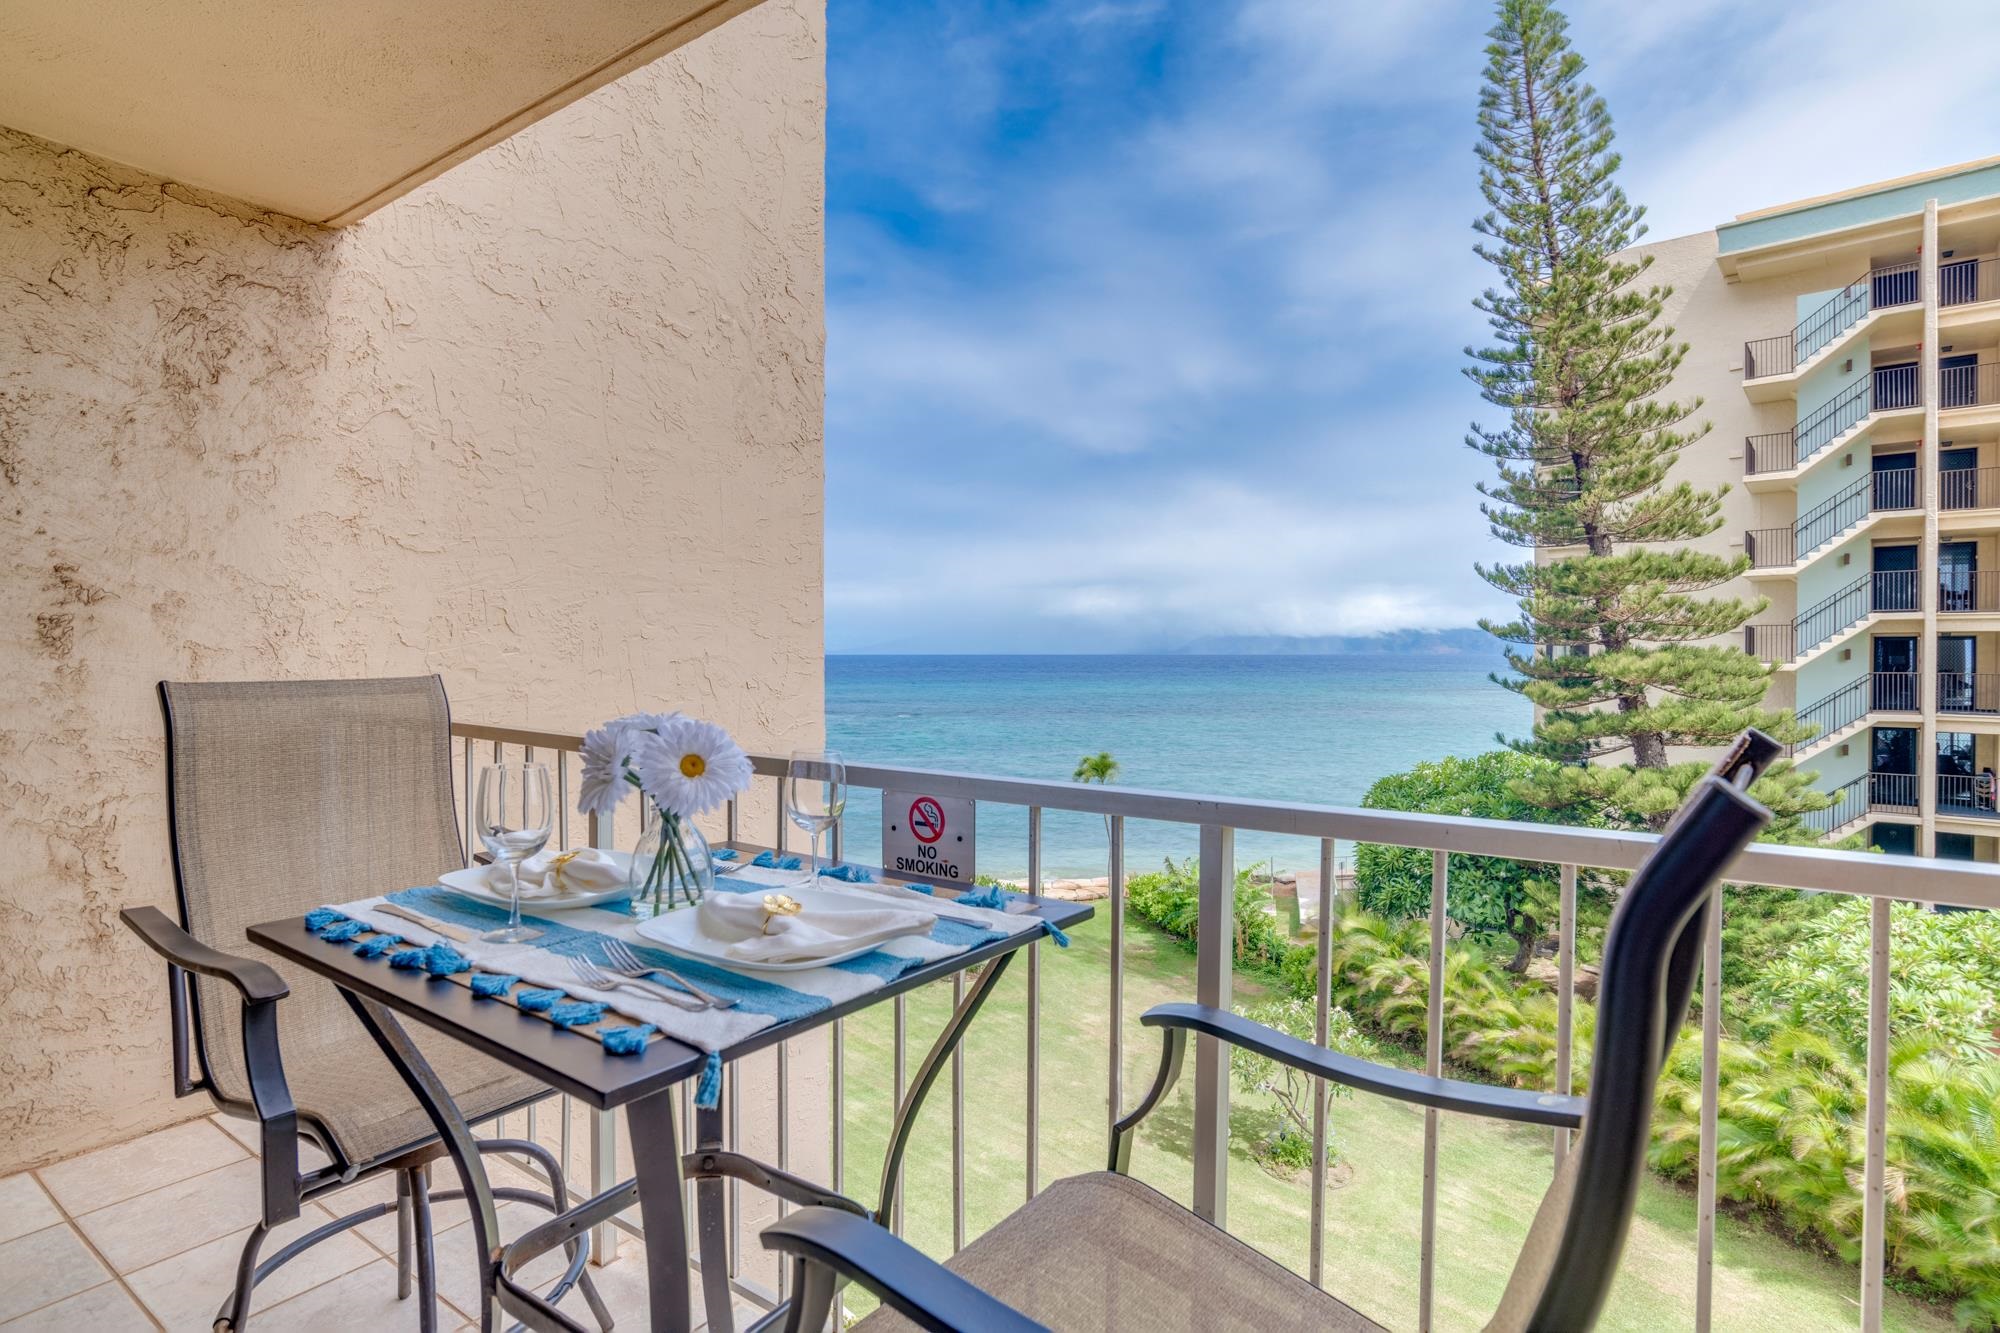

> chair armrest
[119,906,301,1223]
[121,906,289,1003]
[761,1208,1047,1333]
[1142,1003,1585,1129]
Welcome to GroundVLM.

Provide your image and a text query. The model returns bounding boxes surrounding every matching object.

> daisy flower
[576,723,639,817]
[637,717,753,819]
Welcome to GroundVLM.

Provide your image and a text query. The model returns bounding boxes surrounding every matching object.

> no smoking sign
[882,790,976,885]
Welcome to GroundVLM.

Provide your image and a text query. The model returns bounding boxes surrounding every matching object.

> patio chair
[761,733,1780,1332]
[119,677,613,1333]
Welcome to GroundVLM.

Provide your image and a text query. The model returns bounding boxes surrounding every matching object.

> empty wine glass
[784,750,847,885]
[476,761,552,943]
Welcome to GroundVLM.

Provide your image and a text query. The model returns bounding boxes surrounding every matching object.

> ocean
[825,654,1527,879]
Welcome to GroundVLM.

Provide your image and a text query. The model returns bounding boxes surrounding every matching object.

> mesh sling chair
[118,677,614,1333]
[760,732,1781,1332]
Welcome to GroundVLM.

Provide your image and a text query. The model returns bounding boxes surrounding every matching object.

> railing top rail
[448,721,2000,906]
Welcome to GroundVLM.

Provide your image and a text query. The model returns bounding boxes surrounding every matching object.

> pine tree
[1465,0,1823,834]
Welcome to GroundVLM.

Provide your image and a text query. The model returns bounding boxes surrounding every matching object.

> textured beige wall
[0,0,825,1172]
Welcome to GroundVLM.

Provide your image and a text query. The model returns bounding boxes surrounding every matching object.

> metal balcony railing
[1743,261,1920,379]
[1803,775,1868,835]
[1791,672,1917,756]
[1745,367,1920,477]
[1939,465,2000,511]
[1939,257,1999,308]
[1936,773,1999,818]
[1870,670,1919,711]
[1869,771,1920,810]
[1790,570,1921,659]
[1743,621,1796,663]
[447,720,1998,1329]
[1749,467,1920,569]
[1938,671,2000,715]
[1940,361,2000,412]
[1939,569,2000,614]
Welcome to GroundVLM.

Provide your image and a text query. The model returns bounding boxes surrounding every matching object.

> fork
[602,938,737,1010]
[566,955,709,1011]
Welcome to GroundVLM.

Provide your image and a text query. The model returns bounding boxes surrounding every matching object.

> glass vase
[626,800,716,920]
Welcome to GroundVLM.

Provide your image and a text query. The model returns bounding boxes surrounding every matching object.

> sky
[823,0,2000,653]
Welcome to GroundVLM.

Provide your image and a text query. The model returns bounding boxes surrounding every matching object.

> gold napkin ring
[759,893,802,934]
[546,849,586,896]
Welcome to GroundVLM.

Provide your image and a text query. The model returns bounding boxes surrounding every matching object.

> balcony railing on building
[1745,465,1917,568]
[1940,360,2000,412]
[1747,570,1920,665]
[1939,465,2000,511]
[1745,365,1921,476]
[1790,672,1915,756]
[1743,261,1919,379]
[1940,256,1999,308]
[446,721,1998,1332]
[1940,569,2000,614]
[1938,671,2000,715]
[1937,773,2000,819]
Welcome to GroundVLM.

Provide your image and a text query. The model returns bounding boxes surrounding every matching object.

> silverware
[566,955,708,1011]
[602,939,738,1010]
[376,902,476,943]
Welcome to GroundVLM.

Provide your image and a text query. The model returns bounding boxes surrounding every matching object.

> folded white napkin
[481,848,625,898]
[697,892,935,965]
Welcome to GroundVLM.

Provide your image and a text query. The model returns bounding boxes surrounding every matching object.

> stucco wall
[0,0,825,1172]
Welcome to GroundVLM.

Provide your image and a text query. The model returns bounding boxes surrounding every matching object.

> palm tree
[1073,752,1119,884]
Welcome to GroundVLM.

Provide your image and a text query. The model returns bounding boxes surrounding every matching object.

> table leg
[626,1088,700,1331]
[341,993,505,1332]
[695,1092,734,1333]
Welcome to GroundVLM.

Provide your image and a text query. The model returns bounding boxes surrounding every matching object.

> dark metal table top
[247,848,1094,1113]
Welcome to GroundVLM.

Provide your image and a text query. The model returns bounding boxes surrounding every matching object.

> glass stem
[508,860,523,931]
[811,825,825,880]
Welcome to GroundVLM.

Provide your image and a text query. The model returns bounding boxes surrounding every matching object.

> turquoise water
[825,654,1527,878]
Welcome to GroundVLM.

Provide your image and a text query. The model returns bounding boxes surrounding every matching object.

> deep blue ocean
[825,654,1526,878]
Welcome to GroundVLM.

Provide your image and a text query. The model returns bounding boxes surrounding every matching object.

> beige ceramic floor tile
[252,1259,433,1332]
[0,1175,62,1246]
[37,1119,245,1216]
[123,1202,377,1331]
[208,1113,333,1173]
[73,1157,265,1274]
[0,1279,152,1332]
[0,1225,112,1323]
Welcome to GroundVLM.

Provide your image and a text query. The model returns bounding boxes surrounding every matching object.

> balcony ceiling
[0,0,763,226]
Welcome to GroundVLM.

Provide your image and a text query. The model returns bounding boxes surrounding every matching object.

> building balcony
[1940,256,2000,309]
[1940,465,2000,512]
[1939,671,2000,715]
[1940,359,2000,413]
[1745,465,1918,571]
[1938,773,2000,819]
[1940,570,2000,614]
[1743,364,1921,479]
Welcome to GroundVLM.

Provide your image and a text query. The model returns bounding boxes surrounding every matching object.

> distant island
[1169,628,1503,656]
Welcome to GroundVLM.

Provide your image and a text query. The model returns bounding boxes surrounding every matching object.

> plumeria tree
[1466,0,1819,833]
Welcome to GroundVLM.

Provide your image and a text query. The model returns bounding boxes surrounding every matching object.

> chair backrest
[1486,735,1775,1331]
[160,677,464,1116]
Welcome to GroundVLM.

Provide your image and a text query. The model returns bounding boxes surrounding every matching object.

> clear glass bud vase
[627,800,716,920]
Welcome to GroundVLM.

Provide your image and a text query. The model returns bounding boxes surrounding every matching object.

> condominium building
[1639,156,2000,861]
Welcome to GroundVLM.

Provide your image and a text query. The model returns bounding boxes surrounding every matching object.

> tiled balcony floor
[1,1114,752,1331]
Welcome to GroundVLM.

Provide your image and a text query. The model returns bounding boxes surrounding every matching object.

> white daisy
[576,724,638,817]
[636,717,752,819]
[612,709,686,736]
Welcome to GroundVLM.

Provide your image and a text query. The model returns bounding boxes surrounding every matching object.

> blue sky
[823,0,2000,653]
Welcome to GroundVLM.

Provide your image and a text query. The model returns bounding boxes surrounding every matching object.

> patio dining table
[248,843,1091,1332]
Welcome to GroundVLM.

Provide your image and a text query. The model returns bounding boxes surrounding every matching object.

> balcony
[1939,773,2000,818]
[1791,672,1916,757]
[1941,360,2000,412]
[1940,465,2000,511]
[1939,671,2000,715]
[1745,465,1918,569]
[1940,569,2000,614]
[13,726,2000,1332]
[1940,257,2000,308]
[1744,364,1921,477]
[1743,262,1919,381]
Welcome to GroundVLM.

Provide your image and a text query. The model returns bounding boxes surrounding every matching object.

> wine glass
[784,750,847,885]
[475,761,552,943]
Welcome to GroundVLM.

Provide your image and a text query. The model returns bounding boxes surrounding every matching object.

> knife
[376,902,477,943]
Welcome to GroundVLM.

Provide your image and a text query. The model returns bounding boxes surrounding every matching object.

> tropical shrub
[1230,996,1378,1170]
[1354,752,1607,971]
[1125,856,1294,970]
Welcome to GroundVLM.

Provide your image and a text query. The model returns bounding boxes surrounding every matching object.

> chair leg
[410,1166,440,1333]
[395,1169,415,1300]
[216,1222,271,1332]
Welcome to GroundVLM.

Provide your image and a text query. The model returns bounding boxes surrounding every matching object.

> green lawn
[833,907,1952,1330]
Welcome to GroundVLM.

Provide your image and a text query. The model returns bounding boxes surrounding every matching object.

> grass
[831,906,1953,1330]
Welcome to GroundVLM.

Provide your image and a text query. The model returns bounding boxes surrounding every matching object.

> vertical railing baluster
[1191,824,1234,1225]
[1026,805,1042,1202]
[1555,863,1576,1165]
[1697,890,1722,1332]
[774,773,787,853]
[1860,898,1891,1331]
[1419,848,1446,1333]
[462,739,474,865]
[776,1039,790,1300]
[952,969,966,1254]
[588,806,619,1265]
[1309,837,1334,1288]
[1107,814,1125,1133]
[559,1094,573,1208]
[831,1019,845,1196]
[892,994,907,1235]
[726,796,739,846]
[728,1067,741,1279]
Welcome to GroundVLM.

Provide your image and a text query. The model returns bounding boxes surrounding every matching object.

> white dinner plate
[631,887,897,972]
[437,862,634,912]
